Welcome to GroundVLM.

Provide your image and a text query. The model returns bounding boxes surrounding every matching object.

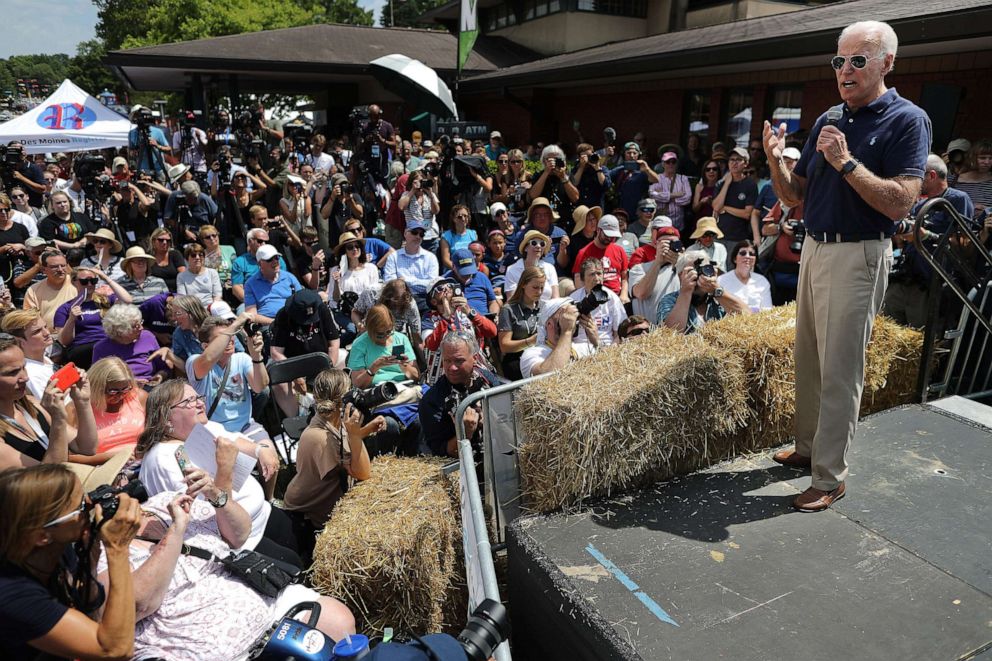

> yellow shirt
[24,278,77,330]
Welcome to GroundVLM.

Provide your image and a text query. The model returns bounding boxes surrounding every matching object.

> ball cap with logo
[451,248,478,276]
[286,289,323,325]
[597,215,623,239]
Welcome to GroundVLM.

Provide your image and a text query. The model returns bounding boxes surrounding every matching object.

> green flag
[458,0,478,73]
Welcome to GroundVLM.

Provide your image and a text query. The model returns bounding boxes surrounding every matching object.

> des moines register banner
[458,0,478,73]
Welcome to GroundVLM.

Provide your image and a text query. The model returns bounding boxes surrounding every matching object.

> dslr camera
[343,382,399,418]
[788,219,806,254]
[693,258,717,278]
[576,283,609,315]
[88,479,148,520]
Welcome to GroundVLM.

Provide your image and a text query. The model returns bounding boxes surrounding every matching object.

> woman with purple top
[53,266,133,369]
[91,303,169,387]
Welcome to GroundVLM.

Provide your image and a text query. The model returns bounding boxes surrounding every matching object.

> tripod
[133,124,162,182]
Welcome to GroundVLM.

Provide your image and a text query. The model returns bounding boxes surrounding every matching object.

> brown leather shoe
[772,449,811,468]
[793,483,846,512]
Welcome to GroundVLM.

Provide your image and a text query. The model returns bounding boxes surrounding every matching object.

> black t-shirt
[151,249,186,292]
[15,162,46,207]
[572,163,608,209]
[359,118,395,179]
[270,302,341,357]
[715,178,758,241]
[38,212,97,244]
[113,199,159,243]
[0,222,29,275]
[0,561,69,661]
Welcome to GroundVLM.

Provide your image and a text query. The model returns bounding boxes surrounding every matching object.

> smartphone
[624,160,639,171]
[392,345,407,361]
[175,445,191,472]
[51,362,81,391]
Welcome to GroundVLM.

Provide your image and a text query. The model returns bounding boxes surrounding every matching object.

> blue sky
[0,0,390,58]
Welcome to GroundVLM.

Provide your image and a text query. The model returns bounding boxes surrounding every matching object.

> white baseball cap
[598,215,622,238]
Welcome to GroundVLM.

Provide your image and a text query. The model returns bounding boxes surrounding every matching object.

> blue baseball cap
[452,248,477,276]
[405,220,426,232]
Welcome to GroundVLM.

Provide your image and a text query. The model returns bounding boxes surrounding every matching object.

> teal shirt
[347,330,415,384]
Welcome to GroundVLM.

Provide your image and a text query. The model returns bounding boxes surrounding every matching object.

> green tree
[68,40,119,97]
[380,0,448,29]
[299,0,374,25]
[94,0,158,51]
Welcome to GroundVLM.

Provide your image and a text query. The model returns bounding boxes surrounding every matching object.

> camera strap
[207,359,233,419]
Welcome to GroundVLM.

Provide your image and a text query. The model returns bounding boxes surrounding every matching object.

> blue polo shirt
[244,270,302,318]
[794,88,931,236]
[364,237,392,264]
[231,252,288,285]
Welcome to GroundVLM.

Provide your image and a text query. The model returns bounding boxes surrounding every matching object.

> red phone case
[51,362,81,391]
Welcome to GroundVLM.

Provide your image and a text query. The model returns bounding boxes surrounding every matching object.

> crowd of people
[0,66,988,657]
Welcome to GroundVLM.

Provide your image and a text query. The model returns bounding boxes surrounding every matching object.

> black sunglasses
[77,277,98,285]
[627,326,650,337]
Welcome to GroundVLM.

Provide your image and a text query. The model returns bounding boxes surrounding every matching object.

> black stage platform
[507,400,992,661]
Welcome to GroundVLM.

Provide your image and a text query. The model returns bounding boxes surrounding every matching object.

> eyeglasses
[0,208,9,213]
[498,159,508,164]
[171,394,206,410]
[106,384,133,396]
[201,233,219,240]
[510,159,523,164]
[43,178,55,184]
[704,167,719,172]
[830,54,882,70]
[11,193,26,199]
[737,250,756,257]
[454,214,470,220]
[345,243,361,251]
[43,496,87,529]
[155,237,172,243]
[93,238,111,245]
[408,229,425,237]
[638,207,654,213]
[627,326,650,338]
[188,252,204,259]
[703,232,718,238]
[528,239,547,249]
[372,331,391,340]
[77,277,98,286]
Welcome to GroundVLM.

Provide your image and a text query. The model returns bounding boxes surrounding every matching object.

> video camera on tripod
[73,153,114,201]
[0,143,22,191]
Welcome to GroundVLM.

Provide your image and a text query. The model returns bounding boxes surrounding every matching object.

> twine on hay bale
[309,455,466,635]
[516,329,750,513]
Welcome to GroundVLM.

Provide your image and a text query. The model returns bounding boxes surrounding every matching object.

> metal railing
[913,197,992,401]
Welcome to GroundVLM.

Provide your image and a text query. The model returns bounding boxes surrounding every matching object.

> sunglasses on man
[830,54,883,70]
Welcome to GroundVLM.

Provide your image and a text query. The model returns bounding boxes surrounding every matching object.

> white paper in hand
[182,421,255,491]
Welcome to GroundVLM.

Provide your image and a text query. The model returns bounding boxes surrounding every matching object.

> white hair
[441,329,479,357]
[925,154,948,180]
[246,227,267,241]
[675,249,712,274]
[102,303,143,340]
[540,144,566,162]
[839,21,898,59]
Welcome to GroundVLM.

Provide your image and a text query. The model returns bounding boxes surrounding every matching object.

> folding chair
[266,352,333,463]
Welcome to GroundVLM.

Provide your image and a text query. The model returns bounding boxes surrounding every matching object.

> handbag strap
[207,359,233,419]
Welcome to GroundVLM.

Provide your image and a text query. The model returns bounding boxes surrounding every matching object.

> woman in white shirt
[326,231,380,310]
[503,229,559,301]
[717,239,772,313]
[176,243,222,306]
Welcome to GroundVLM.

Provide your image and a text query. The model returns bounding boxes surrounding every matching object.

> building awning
[457,0,992,92]
[105,23,538,93]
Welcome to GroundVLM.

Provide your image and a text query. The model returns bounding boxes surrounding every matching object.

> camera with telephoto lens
[343,382,399,418]
[788,219,806,254]
[694,258,717,279]
[423,162,440,179]
[588,152,600,164]
[576,283,609,315]
[88,479,148,521]
[1,143,21,166]
[339,182,354,195]
[178,109,202,127]
[669,239,684,253]
[421,178,434,189]
[74,154,114,200]
[133,106,154,127]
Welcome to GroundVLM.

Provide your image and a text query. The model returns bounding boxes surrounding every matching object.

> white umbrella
[369,54,458,120]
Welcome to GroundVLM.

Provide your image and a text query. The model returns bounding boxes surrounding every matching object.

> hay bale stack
[310,456,466,635]
[862,315,924,415]
[699,304,799,452]
[516,329,750,513]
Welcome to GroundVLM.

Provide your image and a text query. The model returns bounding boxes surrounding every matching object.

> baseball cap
[536,298,575,342]
[490,201,508,216]
[947,138,971,154]
[731,147,749,161]
[112,156,128,170]
[452,248,477,276]
[286,289,322,325]
[405,220,426,232]
[490,130,502,139]
[623,141,640,153]
[638,198,657,210]
[649,216,673,230]
[208,301,236,321]
[25,237,52,249]
[782,147,802,161]
[255,244,279,261]
[598,215,622,238]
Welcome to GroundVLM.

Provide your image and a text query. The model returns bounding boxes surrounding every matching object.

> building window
[683,91,711,145]
[483,4,519,31]
[768,87,802,136]
[723,88,753,149]
[576,0,648,17]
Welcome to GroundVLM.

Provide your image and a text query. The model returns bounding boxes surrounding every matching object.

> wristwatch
[209,490,229,508]
[365,368,374,377]
[713,287,725,298]
[840,158,860,177]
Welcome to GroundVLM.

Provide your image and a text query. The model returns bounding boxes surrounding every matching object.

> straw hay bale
[515,306,923,513]
[862,315,924,415]
[516,329,750,513]
[309,455,466,635]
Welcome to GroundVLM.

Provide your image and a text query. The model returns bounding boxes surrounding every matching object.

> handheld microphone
[816,108,844,179]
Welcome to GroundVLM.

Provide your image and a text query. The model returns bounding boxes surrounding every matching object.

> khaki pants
[794,236,891,491]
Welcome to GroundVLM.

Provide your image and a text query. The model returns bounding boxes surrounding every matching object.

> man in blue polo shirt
[127,105,171,181]
[230,228,286,304]
[444,248,498,317]
[763,20,931,512]
[244,244,302,326]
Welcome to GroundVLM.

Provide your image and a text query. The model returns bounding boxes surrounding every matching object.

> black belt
[809,230,889,243]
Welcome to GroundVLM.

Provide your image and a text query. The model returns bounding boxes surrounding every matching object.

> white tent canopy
[0,79,132,154]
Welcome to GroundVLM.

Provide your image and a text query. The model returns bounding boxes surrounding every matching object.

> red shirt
[629,244,655,268]
[572,242,628,294]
